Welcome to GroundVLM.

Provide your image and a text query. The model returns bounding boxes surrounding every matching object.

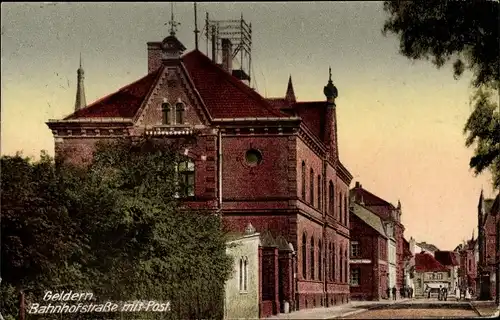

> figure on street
[392,286,397,300]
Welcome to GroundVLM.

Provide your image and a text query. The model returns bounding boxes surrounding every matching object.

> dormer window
[162,102,171,125]
[175,102,185,125]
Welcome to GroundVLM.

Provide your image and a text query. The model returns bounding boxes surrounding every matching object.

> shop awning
[425,282,449,289]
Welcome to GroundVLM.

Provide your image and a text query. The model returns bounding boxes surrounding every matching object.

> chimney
[355,181,360,188]
[221,38,233,74]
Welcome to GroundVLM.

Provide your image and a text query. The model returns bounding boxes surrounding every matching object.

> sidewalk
[266,298,412,319]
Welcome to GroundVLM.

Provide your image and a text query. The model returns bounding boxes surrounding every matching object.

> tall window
[318,240,322,281]
[345,196,349,225]
[239,257,248,292]
[328,243,332,281]
[175,102,185,124]
[351,241,361,257]
[310,169,314,206]
[162,102,171,125]
[177,159,195,197]
[301,162,306,200]
[302,233,307,279]
[350,268,360,286]
[329,181,334,215]
[332,243,336,281]
[317,175,322,210]
[339,244,343,283]
[310,236,315,280]
[339,192,343,222]
[345,249,348,282]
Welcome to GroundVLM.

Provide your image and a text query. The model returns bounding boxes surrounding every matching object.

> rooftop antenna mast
[204,12,252,86]
[194,2,199,50]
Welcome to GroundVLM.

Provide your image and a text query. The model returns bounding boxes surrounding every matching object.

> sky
[1,2,496,251]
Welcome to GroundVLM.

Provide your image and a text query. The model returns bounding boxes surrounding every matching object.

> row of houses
[454,191,500,301]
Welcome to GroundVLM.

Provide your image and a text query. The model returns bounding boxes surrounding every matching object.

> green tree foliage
[382,0,500,188]
[1,137,232,319]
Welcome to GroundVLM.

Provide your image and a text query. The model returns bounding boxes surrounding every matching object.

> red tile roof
[182,50,289,119]
[415,252,448,272]
[65,68,162,119]
[434,251,459,266]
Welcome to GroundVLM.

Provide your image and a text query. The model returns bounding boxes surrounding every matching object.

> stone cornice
[298,124,327,158]
[337,161,353,185]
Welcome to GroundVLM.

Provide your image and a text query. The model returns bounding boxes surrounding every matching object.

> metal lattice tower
[204,12,252,85]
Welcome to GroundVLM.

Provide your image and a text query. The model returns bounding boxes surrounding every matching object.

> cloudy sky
[1,2,495,250]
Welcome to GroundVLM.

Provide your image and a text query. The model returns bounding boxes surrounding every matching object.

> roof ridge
[356,187,396,209]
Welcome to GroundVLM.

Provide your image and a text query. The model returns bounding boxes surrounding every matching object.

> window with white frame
[350,268,360,286]
[176,158,195,197]
[239,256,248,292]
[351,241,361,258]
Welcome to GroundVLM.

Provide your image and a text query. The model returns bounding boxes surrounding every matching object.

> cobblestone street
[340,306,477,319]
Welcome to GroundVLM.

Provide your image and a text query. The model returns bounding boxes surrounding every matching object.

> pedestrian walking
[392,286,397,300]
[438,285,442,300]
[386,287,390,300]
[410,287,413,299]
[444,287,448,301]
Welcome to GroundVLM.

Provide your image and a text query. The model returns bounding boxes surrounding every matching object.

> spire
[397,199,402,209]
[285,75,296,103]
[167,2,180,36]
[74,53,86,111]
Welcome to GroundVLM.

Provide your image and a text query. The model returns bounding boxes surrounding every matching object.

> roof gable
[65,69,162,119]
[351,187,396,209]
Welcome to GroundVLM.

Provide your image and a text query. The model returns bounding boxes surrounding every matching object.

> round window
[245,149,262,166]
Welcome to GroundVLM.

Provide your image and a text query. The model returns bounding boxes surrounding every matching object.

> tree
[382,0,500,189]
[1,137,232,320]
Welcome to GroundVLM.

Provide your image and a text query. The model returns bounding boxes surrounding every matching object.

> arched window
[317,175,322,210]
[302,233,307,279]
[310,169,314,206]
[177,158,195,197]
[162,102,171,125]
[244,257,248,291]
[310,236,315,280]
[318,240,322,281]
[329,181,334,215]
[175,102,185,124]
[301,162,306,200]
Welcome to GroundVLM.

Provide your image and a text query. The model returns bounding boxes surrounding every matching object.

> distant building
[456,236,478,294]
[350,183,406,294]
[477,191,500,300]
[434,251,460,293]
[349,202,389,301]
[416,242,440,256]
[414,252,450,297]
[402,238,414,291]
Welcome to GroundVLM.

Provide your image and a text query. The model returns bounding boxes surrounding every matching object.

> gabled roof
[351,203,387,238]
[65,68,162,119]
[350,186,397,209]
[64,49,293,120]
[415,252,448,272]
[434,251,459,266]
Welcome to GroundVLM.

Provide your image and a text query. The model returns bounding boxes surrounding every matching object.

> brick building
[456,236,478,294]
[349,202,388,301]
[46,21,353,316]
[477,191,500,300]
[350,183,406,293]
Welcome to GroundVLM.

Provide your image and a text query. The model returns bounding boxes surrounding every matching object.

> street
[339,299,498,319]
